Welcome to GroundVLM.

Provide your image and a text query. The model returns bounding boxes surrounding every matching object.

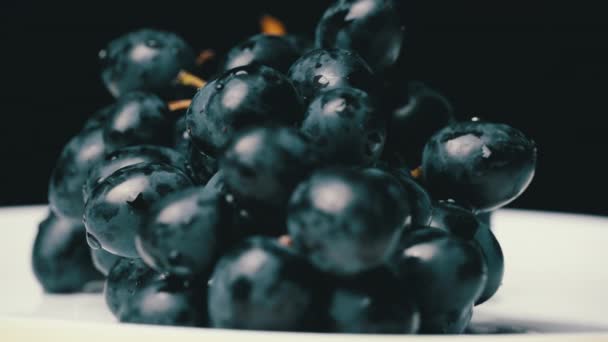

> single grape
[390,229,486,331]
[48,128,108,219]
[102,92,172,151]
[223,34,302,73]
[100,29,195,98]
[315,0,404,73]
[220,126,319,213]
[136,187,229,277]
[32,212,102,293]
[473,224,504,305]
[422,121,537,212]
[84,162,194,258]
[288,168,409,275]
[301,87,386,166]
[208,237,326,331]
[187,65,303,156]
[287,48,375,104]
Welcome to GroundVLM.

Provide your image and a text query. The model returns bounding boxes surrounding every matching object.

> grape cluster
[33,0,537,335]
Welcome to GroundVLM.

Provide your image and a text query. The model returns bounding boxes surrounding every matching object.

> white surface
[0,205,607,339]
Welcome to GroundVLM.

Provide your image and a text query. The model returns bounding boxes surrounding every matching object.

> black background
[1,1,607,215]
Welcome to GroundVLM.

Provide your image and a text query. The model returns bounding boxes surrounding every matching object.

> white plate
[0,205,607,341]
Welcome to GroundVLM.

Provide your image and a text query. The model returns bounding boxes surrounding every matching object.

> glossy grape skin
[102,92,172,151]
[100,29,195,98]
[430,200,479,240]
[208,237,326,331]
[301,87,386,166]
[287,168,409,275]
[384,81,454,167]
[32,212,102,293]
[90,247,123,276]
[328,268,419,334]
[315,0,404,73]
[422,121,537,212]
[83,145,193,202]
[223,34,301,73]
[220,126,319,211]
[186,65,303,156]
[83,162,194,258]
[391,229,486,328]
[473,224,504,306]
[104,258,164,316]
[118,275,207,326]
[136,187,228,277]
[287,48,375,104]
[49,128,108,219]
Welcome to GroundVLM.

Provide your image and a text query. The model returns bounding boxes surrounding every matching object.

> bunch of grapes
[32,0,536,334]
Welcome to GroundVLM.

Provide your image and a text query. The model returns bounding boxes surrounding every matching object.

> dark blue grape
[223,34,302,73]
[473,224,504,306]
[32,212,102,293]
[208,237,326,331]
[100,29,195,98]
[315,0,404,73]
[220,126,319,212]
[288,168,409,275]
[288,48,375,104]
[102,92,172,151]
[136,187,228,277]
[301,87,386,166]
[48,128,108,219]
[422,121,537,212]
[187,64,303,156]
[84,162,194,258]
[390,229,487,333]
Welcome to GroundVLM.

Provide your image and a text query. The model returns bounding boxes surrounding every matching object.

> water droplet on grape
[215,83,224,90]
[235,70,248,76]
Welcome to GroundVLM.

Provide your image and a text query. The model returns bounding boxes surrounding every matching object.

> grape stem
[195,49,216,66]
[176,71,206,89]
[411,166,423,179]
[260,15,287,36]
[278,235,292,247]
[168,99,192,112]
